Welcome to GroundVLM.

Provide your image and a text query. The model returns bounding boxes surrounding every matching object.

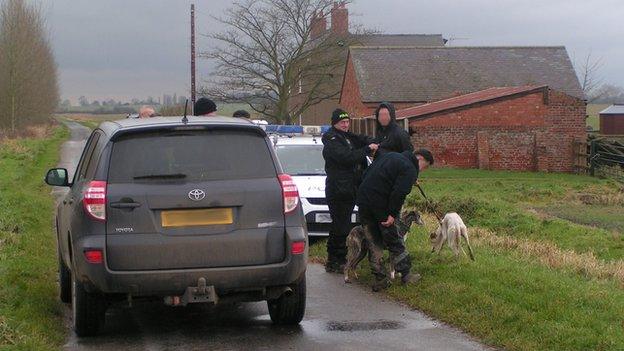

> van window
[108,130,276,183]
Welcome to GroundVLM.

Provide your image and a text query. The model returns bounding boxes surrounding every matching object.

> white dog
[430,212,475,261]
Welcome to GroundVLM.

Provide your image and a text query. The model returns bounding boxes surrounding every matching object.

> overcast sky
[46,0,624,103]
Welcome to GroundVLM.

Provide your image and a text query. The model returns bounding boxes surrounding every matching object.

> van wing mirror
[45,168,69,187]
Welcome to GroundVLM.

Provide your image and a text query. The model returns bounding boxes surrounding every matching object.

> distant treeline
[0,0,59,134]
[590,84,624,104]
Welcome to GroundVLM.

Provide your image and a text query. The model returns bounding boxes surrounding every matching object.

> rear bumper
[72,226,307,296]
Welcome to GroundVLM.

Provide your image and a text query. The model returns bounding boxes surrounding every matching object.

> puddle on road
[326,320,405,332]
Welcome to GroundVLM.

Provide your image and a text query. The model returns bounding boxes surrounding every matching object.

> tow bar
[164,277,218,306]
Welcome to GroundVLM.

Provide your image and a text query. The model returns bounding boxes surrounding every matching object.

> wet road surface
[56,120,494,351]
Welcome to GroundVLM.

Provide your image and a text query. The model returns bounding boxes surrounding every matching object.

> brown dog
[344,210,422,283]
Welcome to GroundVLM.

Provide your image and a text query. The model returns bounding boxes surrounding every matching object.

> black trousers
[326,197,356,264]
[358,206,412,280]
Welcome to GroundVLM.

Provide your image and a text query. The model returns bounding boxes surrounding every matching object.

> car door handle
[110,202,141,209]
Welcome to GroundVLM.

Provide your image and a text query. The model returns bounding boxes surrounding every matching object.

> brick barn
[289,3,446,125]
[341,46,586,172]
[390,86,586,172]
[340,46,584,118]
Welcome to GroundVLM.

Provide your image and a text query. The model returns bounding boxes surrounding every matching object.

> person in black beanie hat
[194,97,217,116]
[321,108,378,273]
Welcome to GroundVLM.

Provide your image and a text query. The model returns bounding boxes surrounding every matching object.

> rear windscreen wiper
[133,173,187,180]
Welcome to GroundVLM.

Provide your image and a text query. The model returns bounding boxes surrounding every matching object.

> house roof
[378,86,547,120]
[348,46,584,103]
[353,34,445,47]
[599,104,624,115]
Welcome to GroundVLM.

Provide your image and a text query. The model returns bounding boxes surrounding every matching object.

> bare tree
[0,0,59,134]
[575,51,604,102]
[201,0,359,124]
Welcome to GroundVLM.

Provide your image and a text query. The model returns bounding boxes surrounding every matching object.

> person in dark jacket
[356,148,434,291]
[322,108,378,273]
[374,102,413,158]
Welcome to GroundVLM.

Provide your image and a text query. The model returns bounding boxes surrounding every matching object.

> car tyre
[58,253,71,303]
[267,274,306,325]
[71,272,105,337]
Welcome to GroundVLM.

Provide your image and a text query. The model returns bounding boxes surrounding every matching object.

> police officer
[322,109,378,273]
[356,148,434,291]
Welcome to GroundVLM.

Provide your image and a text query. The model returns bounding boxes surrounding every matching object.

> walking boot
[371,277,391,292]
[401,272,422,285]
[325,260,345,274]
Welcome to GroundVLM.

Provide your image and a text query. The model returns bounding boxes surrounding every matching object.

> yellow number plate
[161,208,233,227]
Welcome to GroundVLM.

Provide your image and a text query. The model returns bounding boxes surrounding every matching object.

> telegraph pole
[190,4,196,114]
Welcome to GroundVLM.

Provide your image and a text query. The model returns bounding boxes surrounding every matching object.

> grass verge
[0,125,69,350]
[311,168,624,351]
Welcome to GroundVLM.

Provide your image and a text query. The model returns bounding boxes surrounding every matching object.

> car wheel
[58,253,71,303]
[267,274,306,325]
[71,272,105,337]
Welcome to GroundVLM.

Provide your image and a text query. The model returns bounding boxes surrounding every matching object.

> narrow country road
[55,120,493,351]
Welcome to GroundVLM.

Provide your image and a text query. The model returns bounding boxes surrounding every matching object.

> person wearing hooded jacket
[322,108,378,273]
[374,102,414,158]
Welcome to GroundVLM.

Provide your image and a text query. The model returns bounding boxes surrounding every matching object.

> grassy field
[311,168,624,351]
[0,124,69,350]
[56,113,126,130]
[586,103,610,131]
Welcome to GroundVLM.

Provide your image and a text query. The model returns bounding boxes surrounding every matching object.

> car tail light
[83,180,106,221]
[84,249,103,264]
[278,174,299,214]
[291,241,305,255]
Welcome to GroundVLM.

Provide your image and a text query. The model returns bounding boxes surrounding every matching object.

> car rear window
[108,129,276,183]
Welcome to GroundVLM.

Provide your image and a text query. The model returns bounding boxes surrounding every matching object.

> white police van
[270,126,358,237]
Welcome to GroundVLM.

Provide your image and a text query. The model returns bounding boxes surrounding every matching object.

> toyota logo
[188,189,206,201]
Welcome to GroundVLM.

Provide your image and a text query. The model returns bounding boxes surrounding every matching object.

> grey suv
[45,117,308,336]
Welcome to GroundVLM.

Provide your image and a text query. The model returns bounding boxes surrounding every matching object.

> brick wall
[541,90,586,172]
[408,89,586,172]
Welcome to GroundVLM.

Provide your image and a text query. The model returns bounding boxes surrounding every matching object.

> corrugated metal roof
[599,104,624,115]
[349,46,584,102]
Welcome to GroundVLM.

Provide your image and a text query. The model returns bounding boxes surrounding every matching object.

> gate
[589,137,624,182]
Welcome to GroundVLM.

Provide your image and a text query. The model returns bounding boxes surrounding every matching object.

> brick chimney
[330,2,348,36]
[310,11,327,40]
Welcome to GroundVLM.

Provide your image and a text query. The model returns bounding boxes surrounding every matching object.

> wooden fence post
[589,140,597,177]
